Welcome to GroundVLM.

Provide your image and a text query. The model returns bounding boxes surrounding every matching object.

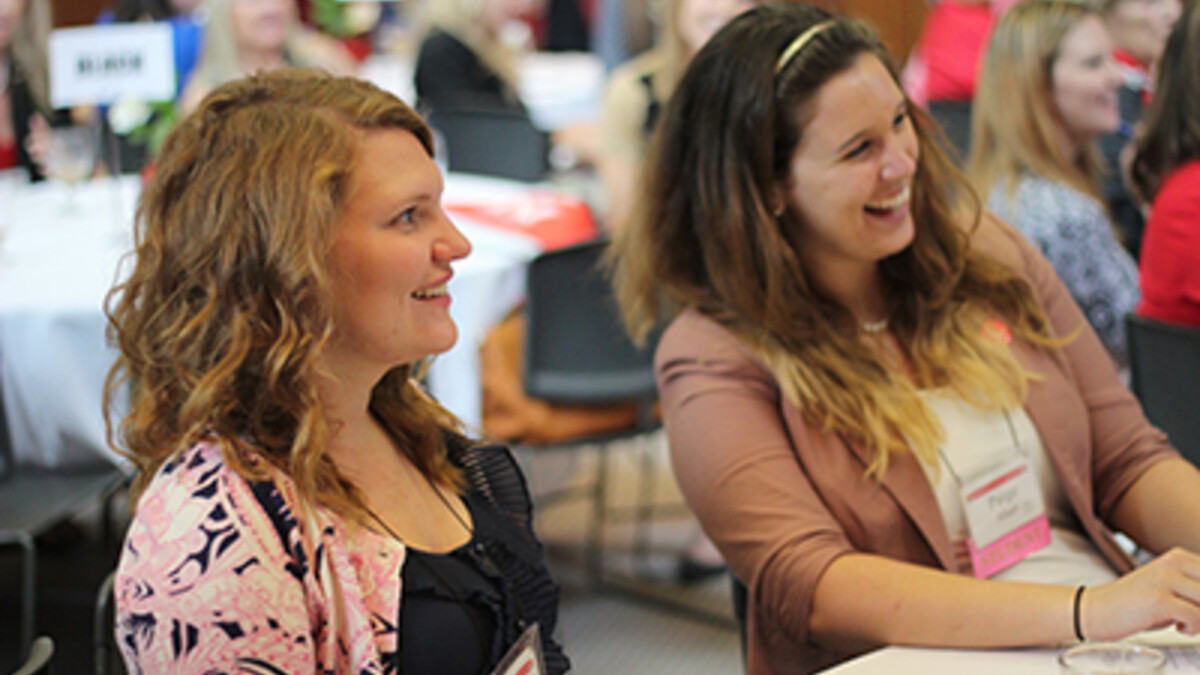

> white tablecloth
[825,629,1200,674]
[0,176,138,468]
[0,173,549,468]
[358,50,605,131]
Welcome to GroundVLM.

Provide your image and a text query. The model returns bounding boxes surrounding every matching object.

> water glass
[1059,643,1166,674]
[45,127,98,212]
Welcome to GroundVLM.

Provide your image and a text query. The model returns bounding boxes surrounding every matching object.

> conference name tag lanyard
[490,622,546,675]
[939,411,1051,578]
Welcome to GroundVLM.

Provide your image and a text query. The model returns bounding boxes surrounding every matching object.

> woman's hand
[1084,548,1200,641]
[24,114,51,174]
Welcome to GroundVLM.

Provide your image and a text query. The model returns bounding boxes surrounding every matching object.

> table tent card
[49,23,175,108]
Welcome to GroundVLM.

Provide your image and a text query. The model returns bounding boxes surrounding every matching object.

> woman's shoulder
[1157,160,1200,202]
[658,309,770,376]
[989,174,1103,236]
[134,441,300,543]
[608,49,667,88]
[604,49,666,110]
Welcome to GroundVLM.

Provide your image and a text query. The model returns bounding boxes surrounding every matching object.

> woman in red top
[1130,2,1200,327]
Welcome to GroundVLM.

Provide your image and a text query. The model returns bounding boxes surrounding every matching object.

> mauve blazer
[656,217,1178,674]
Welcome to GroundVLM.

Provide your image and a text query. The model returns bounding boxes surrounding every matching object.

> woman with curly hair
[609,3,1200,673]
[106,69,568,674]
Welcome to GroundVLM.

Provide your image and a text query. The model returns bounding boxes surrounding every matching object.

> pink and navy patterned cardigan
[116,441,404,673]
[115,438,568,674]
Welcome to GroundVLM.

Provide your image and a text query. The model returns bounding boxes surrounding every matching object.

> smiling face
[1050,15,1124,146]
[676,0,755,57]
[778,52,918,287]
[323,129,471,384]
[1106,0,1182,66]
[231,0,295,54]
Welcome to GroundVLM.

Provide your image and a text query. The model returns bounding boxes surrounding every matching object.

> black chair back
[1127,314,1200,462]
[427,106,550,183]
[0,367,13,482]
[523,239,657,413]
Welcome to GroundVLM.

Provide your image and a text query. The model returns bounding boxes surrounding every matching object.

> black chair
[94,572,124,675]
[521,238,662,581]
[10,636,53,675]
[925,100,972,166]
[1126,314,1200,463]
[0,381,126,661]
[519,240,736,626]
[426,106,550,183]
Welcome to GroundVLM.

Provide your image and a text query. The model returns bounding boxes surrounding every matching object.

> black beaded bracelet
[1073,585,1087,642]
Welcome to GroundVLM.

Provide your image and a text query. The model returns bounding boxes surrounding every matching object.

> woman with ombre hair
[968,0,1138,368]
[610,3,1200,673]
[106,69,568,675]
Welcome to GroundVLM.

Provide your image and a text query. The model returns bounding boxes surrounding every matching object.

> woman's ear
[771,183,787,218]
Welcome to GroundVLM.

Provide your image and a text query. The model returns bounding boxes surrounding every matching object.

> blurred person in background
[108,69,569,674]
[414,0,539,112]
[414,0,598,168]
[598,0,754,233]
[179,0,354,113]
[596,0,755,583]
[95,0,206,173]
[968,0,1138,368]
[901,0,1025,161]
[100,0,206,95]
[1097,0,1182,261]
[0,0,67,181]
[1129,1,1200,327]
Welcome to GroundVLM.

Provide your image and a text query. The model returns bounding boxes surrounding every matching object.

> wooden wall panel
[51,0,108,27]
[833,0,928,64]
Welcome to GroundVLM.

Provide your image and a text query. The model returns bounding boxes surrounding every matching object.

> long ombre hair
[968,0,1110,203]
[610,3,1055,476]
[105,69,463,520]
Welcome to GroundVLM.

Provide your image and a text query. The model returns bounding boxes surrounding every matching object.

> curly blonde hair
[105,69,463,519]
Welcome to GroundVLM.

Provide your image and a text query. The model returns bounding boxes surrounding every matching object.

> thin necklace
[861,318,889,334]
[365,471,473,541]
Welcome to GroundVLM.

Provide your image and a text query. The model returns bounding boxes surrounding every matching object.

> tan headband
[774,21,836,75]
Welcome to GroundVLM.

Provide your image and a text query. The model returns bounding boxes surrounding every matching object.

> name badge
[960,456,1050,578]
[490,622,545,675]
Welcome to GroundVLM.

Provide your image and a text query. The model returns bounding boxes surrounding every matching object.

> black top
[414,29,525,114]
[400,493,503,675]
[396,439,570,675]
[638,72,662,139]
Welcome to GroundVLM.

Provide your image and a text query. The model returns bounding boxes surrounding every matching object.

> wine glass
[44,127,97,212]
